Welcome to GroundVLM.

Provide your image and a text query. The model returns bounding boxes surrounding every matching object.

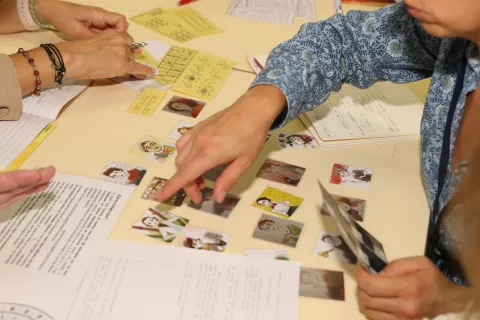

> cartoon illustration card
[141,176,187,206]
[131,135,177,164]
[131,206,189,243]
[299,267,345,301]
[252,186,304,218]
[313,230,357,265]
[167,120,195,140]
[321,194,366,222]
[276,132,319,149]
[330,163,373,190]
[318,180,387,274]
[244,249,289,261]
[256,158,306,187]
[187,187,240,218]
[252,214,304,248]
[202,164,227,182]
[179,226,230,252]
[99,161,147,186]
[162,95,206,119]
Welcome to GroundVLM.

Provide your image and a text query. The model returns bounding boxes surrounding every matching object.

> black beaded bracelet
[40,43,66,84]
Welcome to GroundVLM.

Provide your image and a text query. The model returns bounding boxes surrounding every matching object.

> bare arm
[0,0,26,34]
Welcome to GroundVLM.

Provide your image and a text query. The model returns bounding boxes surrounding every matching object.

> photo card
[99,160,147,186]
[330,163,372,190]
[167,120,195,140]
[252,186,304,218]
[179,226,231,252]
[131,206,189,243]
[187,187,240,218]
[321,194,366,222]
[256,158,306,187]
[162,95,206,118]
[141,176,187,206]
[276,132,319,149]
[299,267,345,301]
[131,135,176,163]
[313,230,357,265]
[252,214,304,248]
[318,180,387,274]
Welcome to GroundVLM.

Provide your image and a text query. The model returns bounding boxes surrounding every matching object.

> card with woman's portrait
[162,96,206,118]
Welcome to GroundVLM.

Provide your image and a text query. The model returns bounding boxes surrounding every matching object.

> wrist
[35,0,56,24]
[53,42,79,80]
[437,283,473,315]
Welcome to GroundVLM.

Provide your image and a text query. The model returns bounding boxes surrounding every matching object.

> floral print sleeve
[250,2,441,128]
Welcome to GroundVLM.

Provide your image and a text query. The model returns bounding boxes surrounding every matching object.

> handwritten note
[305,83,423,140]
[156,47,198,85]
[131,8,223,43]
[128,88,167,116]
[172,53,236,100]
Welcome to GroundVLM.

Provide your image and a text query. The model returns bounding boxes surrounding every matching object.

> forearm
[437,284,475,316]
[0,0,26,34]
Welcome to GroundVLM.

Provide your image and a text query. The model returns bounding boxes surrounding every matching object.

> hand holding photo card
[299,267,345,301]
[318,180,387,274]
[321,194,366,222]
[276,132,319,149]
[162,96,205,118]
[179,226,230,252]
[330,163,373,190]
[167,120,195,140]
[131,136,176,164]
[256,158,306,187]
[100,161,147,186]
[244,249,289,261]
[252,187,303,218]
[253,214,304,248]
[141,177,187,206]
[313,230,357,265]
[131,206,189,243]
[187,187,240,218]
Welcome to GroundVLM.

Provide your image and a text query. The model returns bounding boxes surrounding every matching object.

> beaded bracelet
[18,48,41,96]
[40,44,66,85]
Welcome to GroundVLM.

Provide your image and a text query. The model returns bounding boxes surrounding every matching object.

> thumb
[214,158,250,202]
[126,61,157,79]
[382,256,431,277]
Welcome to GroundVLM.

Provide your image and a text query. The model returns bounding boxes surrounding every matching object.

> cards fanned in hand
[318,180,387,274]
[321,194,366,222]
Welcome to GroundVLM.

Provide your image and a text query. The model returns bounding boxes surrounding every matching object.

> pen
[253,58,264,70]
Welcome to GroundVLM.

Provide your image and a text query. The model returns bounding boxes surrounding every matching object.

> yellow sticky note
[172,52,236,100]
[128,88,167,116]
[133,47,158,66]
[155,47,198,85]
[131,8,223,43]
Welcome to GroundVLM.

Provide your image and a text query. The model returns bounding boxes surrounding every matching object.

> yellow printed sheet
[131,8,223,43]
[133,47,158,66]
[172,52,236,100]
[156,47,198,85]
[128,88,167,116]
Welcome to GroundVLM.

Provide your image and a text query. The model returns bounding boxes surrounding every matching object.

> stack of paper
[0,80,91,170]
[227,0,316,25]
[247,55,423,147]
[131,7,223,43]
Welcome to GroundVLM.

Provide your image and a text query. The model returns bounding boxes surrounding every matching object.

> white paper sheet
[22,79,91,120]
[305,83,423,141]
[0,173,134,319]
[67,241,300,320]
[295,0,316,20]
[227,0,295,25]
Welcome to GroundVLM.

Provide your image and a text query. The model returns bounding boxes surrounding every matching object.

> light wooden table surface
[0,0,431,318]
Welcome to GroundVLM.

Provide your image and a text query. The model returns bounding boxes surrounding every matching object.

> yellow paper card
[172,52,236,100]
[170,7,223,37]
[155,47,198,85]
[133,47,158,66]
[128,88,167,116]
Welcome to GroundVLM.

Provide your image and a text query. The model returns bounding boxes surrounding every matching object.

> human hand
[356,256,472,320]
[0,166,55,211]
[156,85,287,204]
[56,30,155,80]
[36,0,128,39]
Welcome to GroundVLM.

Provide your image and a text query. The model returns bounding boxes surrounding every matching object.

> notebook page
[306,82,423,141]
[22,79,91,120]
[0,113,51,169]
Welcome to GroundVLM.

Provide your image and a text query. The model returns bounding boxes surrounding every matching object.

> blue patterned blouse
[250,1,480,284]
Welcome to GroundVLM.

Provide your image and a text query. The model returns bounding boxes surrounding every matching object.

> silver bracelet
[27,0,52,29]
